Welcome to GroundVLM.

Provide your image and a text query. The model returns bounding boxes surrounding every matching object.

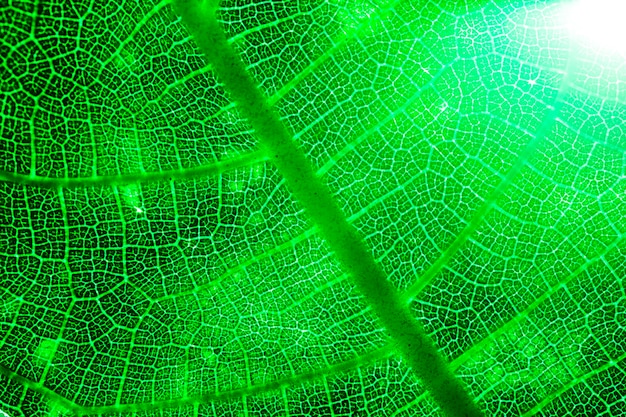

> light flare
[564,0,626,56]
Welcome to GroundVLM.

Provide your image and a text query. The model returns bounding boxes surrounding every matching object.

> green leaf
[1,0,625,416]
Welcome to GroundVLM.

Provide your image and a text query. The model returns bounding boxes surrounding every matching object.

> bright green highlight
[34,339,60,364]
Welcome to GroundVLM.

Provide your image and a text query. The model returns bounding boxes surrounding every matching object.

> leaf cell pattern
[1,0,626,416]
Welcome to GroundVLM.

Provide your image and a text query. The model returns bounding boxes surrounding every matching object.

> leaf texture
[1,0,626,416]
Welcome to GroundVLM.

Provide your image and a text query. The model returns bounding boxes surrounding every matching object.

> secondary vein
[0,149,267,188]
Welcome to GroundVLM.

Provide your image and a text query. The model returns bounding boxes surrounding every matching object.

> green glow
[2,1,626,416]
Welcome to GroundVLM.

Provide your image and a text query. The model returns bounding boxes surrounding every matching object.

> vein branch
[0,347,392,415]
[521,351,626,417]
[0,149,267,189]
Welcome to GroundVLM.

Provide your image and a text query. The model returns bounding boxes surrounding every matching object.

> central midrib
[173,1,484,417]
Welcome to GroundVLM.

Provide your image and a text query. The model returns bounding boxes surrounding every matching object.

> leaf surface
[1,0,626,416]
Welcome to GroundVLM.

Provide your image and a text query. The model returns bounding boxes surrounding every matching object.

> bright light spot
[134,206,143,213]
[35,338,59,363]
[565,0,626,55]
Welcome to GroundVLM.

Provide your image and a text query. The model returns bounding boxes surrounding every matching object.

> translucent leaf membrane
[272,1,569,292]
[450,243,626,416]
[2,0,626,415]
[76,358,434,417]
[414,97,626,351]
[219,0,390,99]
[0,0,255,179]
[0,166,386,409]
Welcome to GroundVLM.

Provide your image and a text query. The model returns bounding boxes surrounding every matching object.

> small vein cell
[34,338,60,364]
[118,184,144,214]
[114,49,138,70]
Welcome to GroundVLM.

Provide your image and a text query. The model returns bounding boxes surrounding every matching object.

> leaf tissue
[1,0,625,416]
